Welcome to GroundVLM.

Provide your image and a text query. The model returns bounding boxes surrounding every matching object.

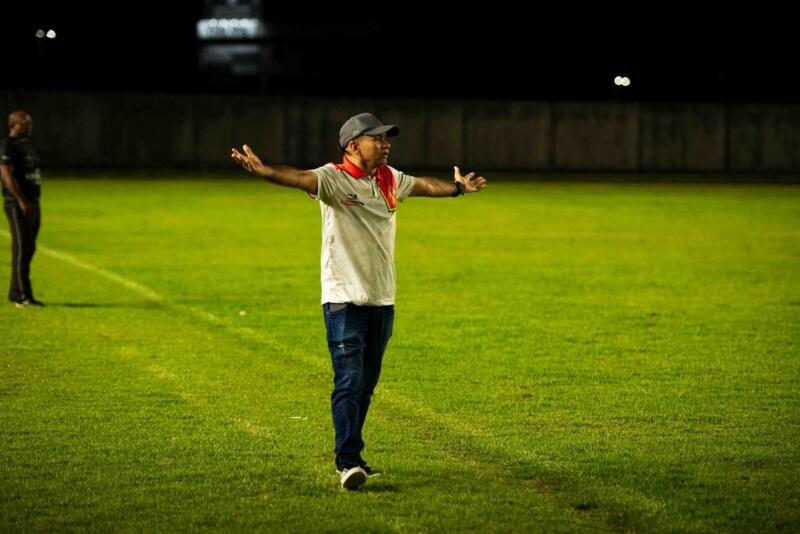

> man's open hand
[454,166,487,193]
[231,144,264,174]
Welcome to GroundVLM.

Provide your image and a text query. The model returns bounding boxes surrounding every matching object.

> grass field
[1,177,799,532]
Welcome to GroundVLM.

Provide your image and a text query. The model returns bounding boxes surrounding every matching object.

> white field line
[0,231,659,524]
[0,231,260,436]
[37,243,165,302]
[1,230,492,440]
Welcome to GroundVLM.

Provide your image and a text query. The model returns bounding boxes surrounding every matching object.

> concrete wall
[554,102,640,171]
[640,104,727,172]
[2,90,799,173]
[730,105,800,172]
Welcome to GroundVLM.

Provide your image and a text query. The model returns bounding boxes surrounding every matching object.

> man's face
[10,114,33,137]
[352,134,391,167]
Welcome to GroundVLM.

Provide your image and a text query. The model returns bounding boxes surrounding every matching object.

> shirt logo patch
[340,193,365,207]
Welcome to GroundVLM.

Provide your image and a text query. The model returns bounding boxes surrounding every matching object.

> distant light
[46,29,56,39]
[621,76,631,87]
[197,18,265,40]
[614,76,623,86]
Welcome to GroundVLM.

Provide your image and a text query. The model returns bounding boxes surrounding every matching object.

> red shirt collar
[335,155,370,178]
[333,155,398,211]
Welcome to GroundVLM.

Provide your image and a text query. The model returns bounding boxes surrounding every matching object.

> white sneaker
[339,466,367,490]
[336,465,381,478]
[15,299,44,308]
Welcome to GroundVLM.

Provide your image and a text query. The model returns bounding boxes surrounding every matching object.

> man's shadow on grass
[352,483,398,494]
[51,301,165,309]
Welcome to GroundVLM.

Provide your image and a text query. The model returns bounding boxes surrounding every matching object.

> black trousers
[4,202,40,302]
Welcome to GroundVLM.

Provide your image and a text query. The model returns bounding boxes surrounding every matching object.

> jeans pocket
[327,302,349,313]
[324,303,349,342]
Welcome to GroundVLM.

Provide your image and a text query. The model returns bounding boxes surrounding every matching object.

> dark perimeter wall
[2,91,799,173]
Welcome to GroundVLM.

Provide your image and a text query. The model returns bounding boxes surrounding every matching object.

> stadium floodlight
[614,75,631,87]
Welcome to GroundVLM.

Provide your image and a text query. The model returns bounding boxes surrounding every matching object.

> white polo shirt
[310,158,416,306]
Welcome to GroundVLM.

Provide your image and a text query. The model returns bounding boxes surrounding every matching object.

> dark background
[2,3,796,101]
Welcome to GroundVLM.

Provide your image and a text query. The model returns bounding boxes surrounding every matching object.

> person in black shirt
[1,110,44,307]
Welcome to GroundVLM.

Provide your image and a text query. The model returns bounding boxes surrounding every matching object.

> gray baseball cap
[339,113,399,151]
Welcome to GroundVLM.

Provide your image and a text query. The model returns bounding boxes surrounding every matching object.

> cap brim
[363,125,399,138]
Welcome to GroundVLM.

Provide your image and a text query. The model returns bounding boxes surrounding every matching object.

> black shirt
[1,136,41,205]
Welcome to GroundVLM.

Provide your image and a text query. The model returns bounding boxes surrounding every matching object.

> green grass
[1,177,799,532]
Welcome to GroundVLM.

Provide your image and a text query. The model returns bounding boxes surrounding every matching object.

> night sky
[2,3,796,102]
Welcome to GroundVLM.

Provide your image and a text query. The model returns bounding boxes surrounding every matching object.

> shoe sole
[336,469,381,478]
[341,468,367,490]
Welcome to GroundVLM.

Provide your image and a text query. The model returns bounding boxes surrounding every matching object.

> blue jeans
[323,302,394,469]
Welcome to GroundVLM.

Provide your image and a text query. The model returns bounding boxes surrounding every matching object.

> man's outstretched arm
[231,144,317,195]
[410,166,487,197]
